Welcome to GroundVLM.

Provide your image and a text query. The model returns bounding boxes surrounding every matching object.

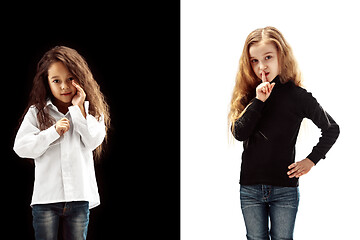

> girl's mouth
[61,92,72,96]
[260,71,270,77]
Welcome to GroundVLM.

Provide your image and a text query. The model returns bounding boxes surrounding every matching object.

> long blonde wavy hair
[228,26,303,136]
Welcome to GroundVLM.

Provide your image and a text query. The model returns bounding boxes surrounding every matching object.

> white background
[181,0,359,239]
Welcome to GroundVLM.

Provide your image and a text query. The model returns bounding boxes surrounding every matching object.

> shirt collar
[45,99,61,113]
[45,98,56,109]
[45,99,53,107]
[271,75,280,84]
[45,98,90,113]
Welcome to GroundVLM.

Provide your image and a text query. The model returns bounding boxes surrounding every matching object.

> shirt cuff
[250,98,265,113]
[42,124,61,144]
[306,150,324,165]
[68,102,89,123]
[69,105,86,122]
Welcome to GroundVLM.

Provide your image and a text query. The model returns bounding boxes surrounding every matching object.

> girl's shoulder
[283,80,312,97]
[21,105,40,123]
[289,84,321,112]
[26,105,38,115]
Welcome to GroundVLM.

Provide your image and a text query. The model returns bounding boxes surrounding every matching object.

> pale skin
[47,61,87,136]
[249,41,315,179]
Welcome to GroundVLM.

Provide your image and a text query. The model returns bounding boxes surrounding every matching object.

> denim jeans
[240,185,299,240]
[32,201,90,240]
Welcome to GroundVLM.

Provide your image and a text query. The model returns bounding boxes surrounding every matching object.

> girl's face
[249,41,280,82]
[48,61,77,106]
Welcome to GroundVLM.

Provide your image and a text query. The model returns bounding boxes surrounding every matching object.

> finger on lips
[261,71,266,83]
[260,82,272,94]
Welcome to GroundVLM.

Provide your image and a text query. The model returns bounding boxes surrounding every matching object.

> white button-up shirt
[13,100,105,209]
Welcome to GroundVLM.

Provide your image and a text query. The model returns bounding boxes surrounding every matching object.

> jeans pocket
[240,185,262,210]
[272,187,299,209]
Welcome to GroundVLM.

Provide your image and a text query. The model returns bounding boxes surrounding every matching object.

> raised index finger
[261,71,266,83]
[72,80,83,91]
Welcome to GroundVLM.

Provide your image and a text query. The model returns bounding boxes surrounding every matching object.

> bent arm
[232,98,264,141]
[302,93,340,164]
[13,107,60,159]
[69,103,106,151]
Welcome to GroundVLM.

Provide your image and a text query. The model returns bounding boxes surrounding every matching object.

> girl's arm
[13,107,60,159]
[69,81,106,150]
[232,98,265,141]
[287,102,339,178]
[233,76,275,141]
[287,89,339,179]
[300,90,340,164]
[306,110,339,164]
[69,102,106,151]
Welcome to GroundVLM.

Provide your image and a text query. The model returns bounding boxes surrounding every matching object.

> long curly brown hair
[20,46,110,161]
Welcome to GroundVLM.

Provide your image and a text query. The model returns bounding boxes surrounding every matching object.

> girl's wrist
[77,103,86,118]
[255,96,265,102]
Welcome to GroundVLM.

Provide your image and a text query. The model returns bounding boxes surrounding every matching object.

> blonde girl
[228,27,339,239]
[14,46,110,240]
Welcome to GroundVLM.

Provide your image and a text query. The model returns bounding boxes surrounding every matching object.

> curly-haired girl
[14,46,110,239]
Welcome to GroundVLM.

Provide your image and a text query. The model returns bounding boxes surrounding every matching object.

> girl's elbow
[13,141,27,158]
[13,139,46,159]
[334,123,340,138]
[13,145,39,159]
[231,125,249,141]
[232,131,248,142]
[84,133,106,151]
[323,122,340,142]
[235,135,247,142]
[13,145,23,158]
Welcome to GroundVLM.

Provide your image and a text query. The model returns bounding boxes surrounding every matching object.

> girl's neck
[52,98,72,115]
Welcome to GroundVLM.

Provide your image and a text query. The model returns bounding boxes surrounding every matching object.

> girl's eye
[53,80,59,83]
[250,59,258,63]
[68,77,74,81]
[265,56,272,60]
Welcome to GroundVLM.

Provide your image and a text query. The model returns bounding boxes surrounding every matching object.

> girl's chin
[258,77,271,82]
[53,97,72,105]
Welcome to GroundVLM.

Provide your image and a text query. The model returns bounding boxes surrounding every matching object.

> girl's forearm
[78,104,87,119]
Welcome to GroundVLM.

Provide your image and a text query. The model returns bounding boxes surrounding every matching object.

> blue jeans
[32,201,90,240]
[240,185,299,240]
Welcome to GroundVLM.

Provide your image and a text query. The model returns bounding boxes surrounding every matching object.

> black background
[3,3,179,239]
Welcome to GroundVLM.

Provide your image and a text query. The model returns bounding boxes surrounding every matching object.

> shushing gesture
[256,71,275,102]
[55,117,70,136]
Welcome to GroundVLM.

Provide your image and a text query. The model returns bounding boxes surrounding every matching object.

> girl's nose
[61,83,70,90]
[259,62,267,71]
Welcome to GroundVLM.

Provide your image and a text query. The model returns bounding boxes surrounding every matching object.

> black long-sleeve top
[232,76,340,187]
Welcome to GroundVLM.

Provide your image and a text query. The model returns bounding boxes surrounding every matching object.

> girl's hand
[287,158,315,178]
[71,80,86,107]
[55,117,70,136]
[256,71,275,102]
[71,81,86,118]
